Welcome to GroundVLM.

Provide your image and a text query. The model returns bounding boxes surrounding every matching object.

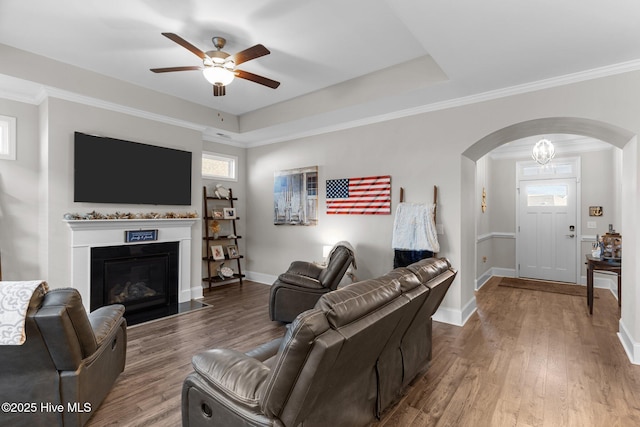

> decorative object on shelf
[211,245,225,260]
[589,206,603,216]
[592,237,602,258]
[532,138,555,165]
[63,211,198,220]
[216,263,234,279]
[602,229,622,260]
[214,184,230,199]
[212,209,224,219]
[274,166,318,225]
[226,244,239,259]
[223,207,236,219]
[210,220,221,239]
[326,175,391,215]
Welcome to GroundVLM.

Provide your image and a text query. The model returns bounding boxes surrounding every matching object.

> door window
[526,184,568,207]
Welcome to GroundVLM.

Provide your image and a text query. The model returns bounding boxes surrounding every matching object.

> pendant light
[532,138,555,165]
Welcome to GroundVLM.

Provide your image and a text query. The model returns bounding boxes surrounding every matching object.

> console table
[585,255,621,315]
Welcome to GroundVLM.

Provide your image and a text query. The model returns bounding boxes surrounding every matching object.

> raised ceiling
[1,0,640,145]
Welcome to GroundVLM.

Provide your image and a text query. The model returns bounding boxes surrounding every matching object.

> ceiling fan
[150,32,280,96]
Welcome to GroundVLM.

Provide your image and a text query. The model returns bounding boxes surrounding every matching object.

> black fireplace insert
[91,241,179,325]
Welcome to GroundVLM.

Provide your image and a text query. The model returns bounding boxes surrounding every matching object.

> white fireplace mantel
[65,218,200,309]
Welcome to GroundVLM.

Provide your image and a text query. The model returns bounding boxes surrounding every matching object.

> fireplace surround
[65,218,200,321]
[91,241,179,325]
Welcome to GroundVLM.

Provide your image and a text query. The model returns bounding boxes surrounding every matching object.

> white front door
[518,178,577,282]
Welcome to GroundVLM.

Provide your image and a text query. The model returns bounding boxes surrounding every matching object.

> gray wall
[245,121,457,284]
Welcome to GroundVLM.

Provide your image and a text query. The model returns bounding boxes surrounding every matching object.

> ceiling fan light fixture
[203,65,235,86]
[152,32,280,95]
[532,138,555,165]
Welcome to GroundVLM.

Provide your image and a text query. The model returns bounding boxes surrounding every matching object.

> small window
[202,152,237,181]
[0,115,16,160]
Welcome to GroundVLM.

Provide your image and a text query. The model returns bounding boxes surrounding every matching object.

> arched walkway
[460,117,640,364]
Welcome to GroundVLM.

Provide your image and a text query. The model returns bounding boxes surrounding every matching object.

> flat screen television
[74,132,192,205]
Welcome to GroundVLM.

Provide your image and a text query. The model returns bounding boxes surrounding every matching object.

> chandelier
[532,138,555,165]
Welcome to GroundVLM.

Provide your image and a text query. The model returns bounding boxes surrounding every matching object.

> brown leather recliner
[269,245,355,323]
[182,257,457,427]
[0,287,127,427]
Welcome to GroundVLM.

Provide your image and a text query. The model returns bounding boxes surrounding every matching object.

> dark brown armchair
[0,287,126,427]
[269,245,355,323]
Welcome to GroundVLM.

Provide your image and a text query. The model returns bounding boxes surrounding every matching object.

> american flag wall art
[326,175,391,215]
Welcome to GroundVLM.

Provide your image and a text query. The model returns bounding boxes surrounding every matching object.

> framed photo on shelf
[212,209,224,219]
[226,244,239,259]
[223,207,236,219]
[211,245,225,260]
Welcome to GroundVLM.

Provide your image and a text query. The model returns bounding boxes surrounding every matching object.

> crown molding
[2,57,640,148]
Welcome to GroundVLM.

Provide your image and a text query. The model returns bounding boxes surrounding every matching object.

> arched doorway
[460,117,640,364]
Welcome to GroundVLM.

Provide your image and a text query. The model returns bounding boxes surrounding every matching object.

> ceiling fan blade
[213,85,226,97]
[235,69,280,89]
[150,66,201,73]
[161,32,206,59]
[231,44,270,65]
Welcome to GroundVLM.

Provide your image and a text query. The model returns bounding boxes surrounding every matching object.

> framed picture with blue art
[274,166,318,226]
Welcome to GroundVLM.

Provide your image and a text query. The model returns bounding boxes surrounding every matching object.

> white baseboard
[182,287,202,302]
[618,319,640,365]
[476,267,515,290]
[475,268,493,290]
[433,296,477,327]
[245,271,277,285]
[578,274,619,300]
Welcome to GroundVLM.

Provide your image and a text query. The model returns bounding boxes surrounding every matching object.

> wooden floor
[87,278,640,426]
[377,278,640,426]
[87,281,286,427]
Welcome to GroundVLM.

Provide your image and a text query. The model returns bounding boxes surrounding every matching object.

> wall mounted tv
[74,132,192,206]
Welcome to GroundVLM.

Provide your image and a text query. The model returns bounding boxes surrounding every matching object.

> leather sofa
[0,287,127,427]
[269,245,355,323]
[182,257,456,427]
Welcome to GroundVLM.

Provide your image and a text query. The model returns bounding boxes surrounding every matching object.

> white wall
[0,98,41,279]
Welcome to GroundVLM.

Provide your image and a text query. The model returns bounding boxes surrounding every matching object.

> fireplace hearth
[91,241,179,325]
